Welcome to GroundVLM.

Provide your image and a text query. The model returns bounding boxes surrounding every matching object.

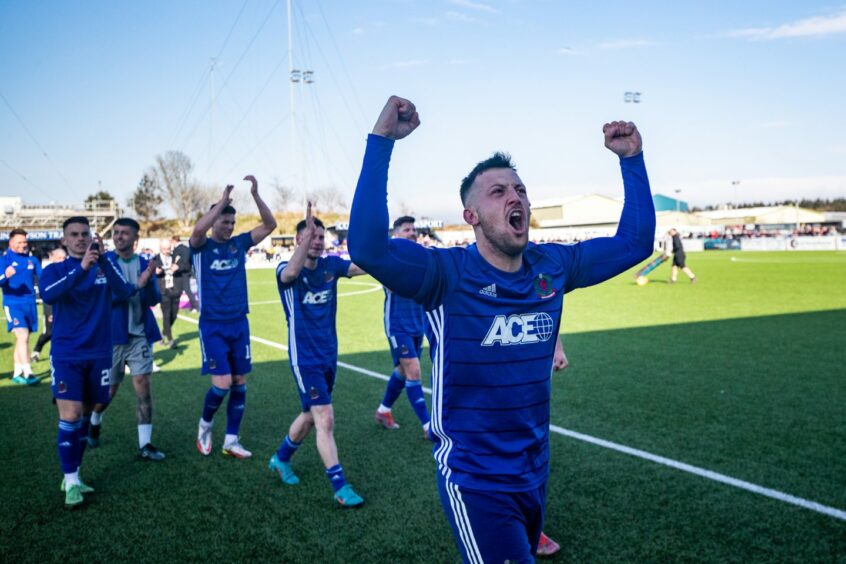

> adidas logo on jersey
[479,283,497,297]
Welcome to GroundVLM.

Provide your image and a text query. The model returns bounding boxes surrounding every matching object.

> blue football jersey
[418,243,574,492]
[277,256,351,367]
[40,255,134,360]
[191,232,253,322]
[383,287,425,337]
[348,133,655,495]
[0,250,42,305]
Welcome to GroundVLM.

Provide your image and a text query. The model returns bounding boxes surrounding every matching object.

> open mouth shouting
[507,207,528,236]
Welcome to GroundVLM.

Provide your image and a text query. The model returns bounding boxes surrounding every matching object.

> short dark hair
[295,217,325,234]
[8,228,27,239]
[211,203,237,215]
[114,217,140,232]
[393,216,415,230]
[63,216,90,230]
[459,152,516,205]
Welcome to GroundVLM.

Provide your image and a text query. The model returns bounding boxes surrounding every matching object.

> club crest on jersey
[229,244,238,254]
[324,272,335,283]
[95,268,108,284]
[303,290,330,304]
[482,312,555,346]
[533,273,556,299]
[210,258,239,271]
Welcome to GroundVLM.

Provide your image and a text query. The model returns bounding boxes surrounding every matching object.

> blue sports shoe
[268,454,299,485]
[11,375,27,385]
[334,484,364,508]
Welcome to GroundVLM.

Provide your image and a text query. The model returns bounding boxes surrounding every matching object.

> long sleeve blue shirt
[348,134,655,492]
[40,254,135,360]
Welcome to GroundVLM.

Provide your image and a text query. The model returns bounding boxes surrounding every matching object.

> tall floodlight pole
[287,0,314,211]
[288,0,300,209]
[209,57,219,172]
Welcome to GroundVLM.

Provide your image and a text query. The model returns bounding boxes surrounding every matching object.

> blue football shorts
[437,472,547,564]
[198,318,252,376]
[5,302,38,332]
[50,356,112,404]
[291,363,336,412]
[387,333,423,366]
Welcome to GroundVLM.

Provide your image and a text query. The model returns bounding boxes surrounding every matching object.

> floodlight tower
[288,0,314,210]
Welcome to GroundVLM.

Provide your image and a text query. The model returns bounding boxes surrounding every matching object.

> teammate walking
[349,96,655,560]
[269,204,366,507]
[373,216,430,437]
[40,217,136,506]
[87,218,165,461]
[192,175,276,459]
[1,229,42,384]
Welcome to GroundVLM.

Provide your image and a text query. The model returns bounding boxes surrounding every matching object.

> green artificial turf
[1,251,844,562]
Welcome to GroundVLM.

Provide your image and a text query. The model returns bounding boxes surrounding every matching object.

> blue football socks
[276,435,302,462]
[325,464,347,493]
[406,380,430,426]
[202,385,228,423]
[57,419,81,474]
[381,371,406,409]
[226,384,247,435]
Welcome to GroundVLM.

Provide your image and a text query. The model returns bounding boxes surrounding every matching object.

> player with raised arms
[373,215,431,437]
[268,203,367,507]
[348,96,655,561]
[40,217,137,506]
[191,175,277,459]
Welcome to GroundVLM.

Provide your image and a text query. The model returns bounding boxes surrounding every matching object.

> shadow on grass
[0,309,843,562]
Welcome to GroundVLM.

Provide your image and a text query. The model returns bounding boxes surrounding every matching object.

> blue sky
[2,0,845,222]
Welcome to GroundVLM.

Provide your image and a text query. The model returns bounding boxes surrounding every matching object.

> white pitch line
[176,313,846,522]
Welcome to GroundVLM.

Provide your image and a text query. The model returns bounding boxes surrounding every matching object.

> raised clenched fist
[372,96,421,141]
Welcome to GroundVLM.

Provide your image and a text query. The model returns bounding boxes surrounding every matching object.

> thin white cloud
[448,0,500,14]
[448,58,473,65]
[380,59,430,70]
[830,145,846,156]
[728,8,846,40]
[556,47,577,55]
[446,11,479,23]
[599,38,656,50]
[352,27,365,35]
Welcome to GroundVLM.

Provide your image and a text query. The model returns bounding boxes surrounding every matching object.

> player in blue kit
[40,216,136,506]
[191,175,276,459]
[348,96,655,562]
[373,216,431,437]
[1,229,42,384]
[268,204,366,507]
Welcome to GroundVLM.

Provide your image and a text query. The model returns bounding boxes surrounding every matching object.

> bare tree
[152,150,208,228]
[271,177,298,212]
[307,185,346,214]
